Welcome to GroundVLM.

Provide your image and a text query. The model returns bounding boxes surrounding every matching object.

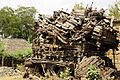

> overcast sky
[0,0,117,15]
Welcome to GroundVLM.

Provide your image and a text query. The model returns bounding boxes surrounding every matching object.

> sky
[0,0,117,15]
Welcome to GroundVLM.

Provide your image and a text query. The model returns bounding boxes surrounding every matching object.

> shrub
[87,65,101,80]
[0,41,4,57]
[59,67,71,80]
[11,48,32,60]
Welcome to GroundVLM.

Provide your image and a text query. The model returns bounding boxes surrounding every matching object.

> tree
[109,1,120,19]
[0,7,17,37]
[0,6,37,41]
[15,6,36,40]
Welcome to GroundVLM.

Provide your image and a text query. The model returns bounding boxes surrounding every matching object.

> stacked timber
[26,6,119,79]
[32,8,118,58]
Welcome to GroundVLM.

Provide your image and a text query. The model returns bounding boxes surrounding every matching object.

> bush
[40,67,72,80]
[59,67,71,80]
[11,48,32,60]
[0,41,4,57]
[87,65,101,80]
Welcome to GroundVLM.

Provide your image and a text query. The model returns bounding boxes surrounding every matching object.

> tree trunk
[2,56,4,66]
[12,57,14,67]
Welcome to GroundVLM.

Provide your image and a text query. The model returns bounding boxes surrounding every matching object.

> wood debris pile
[25,6,119,79]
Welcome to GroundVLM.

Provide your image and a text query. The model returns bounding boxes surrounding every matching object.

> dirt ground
[0,75,26,80]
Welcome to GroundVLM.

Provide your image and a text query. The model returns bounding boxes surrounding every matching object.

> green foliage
[0,41,13,57]
[44,70,51,79]
[0,6,37,41]
[0,41,4,57]
[15,6,36,40]
[87,65,101,80]
[59,67,71,80]
[40,69,52,80]
[16,64,26,72]
[109,1,120,19]
[73,2,84,10]
[0,40,32,61]
[10,48,32,60]
[41,67,71,80]
[0,40,32,67]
